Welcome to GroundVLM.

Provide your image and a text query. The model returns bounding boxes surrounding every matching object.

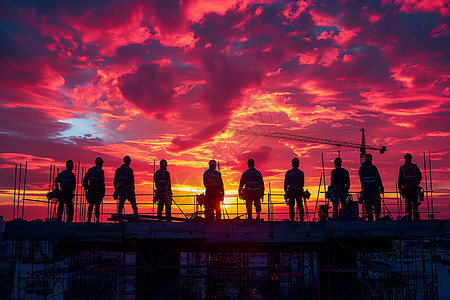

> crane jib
[224,128,386,154]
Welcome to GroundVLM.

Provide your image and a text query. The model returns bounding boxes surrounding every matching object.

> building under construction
[1,147,448,299]
[2,218,448,299]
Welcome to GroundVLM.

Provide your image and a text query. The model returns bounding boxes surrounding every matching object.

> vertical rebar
[423,152,429,220]
[48,164,52,219]
[268,182,271,221]
[17,163,22,219]
[13,164,17,220]
[395,183,400,219]
[75,161,80,222]
[52,165,56,219]
[22,161,27,220]
[428,150,434,219]
[313,173,322,221]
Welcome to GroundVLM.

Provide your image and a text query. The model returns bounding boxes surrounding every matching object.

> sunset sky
[0,0,449,221]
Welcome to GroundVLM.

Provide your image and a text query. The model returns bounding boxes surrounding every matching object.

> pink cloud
[431,22,449,37]
[169,119,230,152]
[74,1,150,56]
[118,62,177,121]
[382,0,449,15]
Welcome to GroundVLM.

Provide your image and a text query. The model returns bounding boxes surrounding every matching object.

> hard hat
[365,153,373,160]
[95,157,104,164]
[123,156,131,163]
[334,157,342,164]
[404,153,412,160]
[160,159,168,167]
[209,159,216,166]
[66,160,74,167]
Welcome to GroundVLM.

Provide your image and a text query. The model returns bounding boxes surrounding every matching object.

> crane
[223,128,386,162]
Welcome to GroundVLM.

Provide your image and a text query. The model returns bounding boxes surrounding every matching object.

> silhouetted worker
[203,160,224,221]
[284,157,305,222]
[82,157,105,223]
[398,153,422,221]
[114,156,139,220]
[358,153,383,221]
[239,158,264,221]
[55,160,76,222]
[155,159,172,222]
[330,157,350,221]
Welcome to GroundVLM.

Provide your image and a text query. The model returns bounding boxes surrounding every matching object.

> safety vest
[204,170,220,187]
[57,170,75,192]
[115,166,131,189]
[243,171,262,198]
[401,164,419,186]
[360,165,378,187]
[155,169,169,191]
[85,167,103,188]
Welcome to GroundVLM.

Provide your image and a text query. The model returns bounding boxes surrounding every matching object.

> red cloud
[118,62,177,121]
[382,0,449,16]
[235,146,273,171]
[74,0,150,56]
[169,118,230,152]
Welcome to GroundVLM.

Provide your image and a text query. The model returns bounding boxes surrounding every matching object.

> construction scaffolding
[2,220,446,299]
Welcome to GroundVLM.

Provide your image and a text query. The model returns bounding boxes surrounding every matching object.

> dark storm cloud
[0,108,71,139]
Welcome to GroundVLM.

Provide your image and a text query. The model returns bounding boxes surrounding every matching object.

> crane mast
[224,128,386,158]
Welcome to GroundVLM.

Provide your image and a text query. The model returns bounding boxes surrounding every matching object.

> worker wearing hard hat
[239,158,265,221]
[55,160,76,222]
[358,153,383,221]
[154,159,172,222]
[329,157,350,221]
[203,160,224,221]
[284,157,305,222]
[114,156,139,221]
[398,153,422,221]
[82,157,105,223]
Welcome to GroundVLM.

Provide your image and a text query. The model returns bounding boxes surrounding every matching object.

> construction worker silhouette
[284,157,305,222]
[55,160,76,222]
[203,160,224,221]
[239,158,264,220]
[82,157,105,223]
[358,153,383,221]
[330,157,350,221]
[398,153,422,221]
[155,159,172,222]
[114,156,139,220]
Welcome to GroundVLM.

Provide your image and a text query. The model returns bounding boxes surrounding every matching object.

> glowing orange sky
[0,0,449,220]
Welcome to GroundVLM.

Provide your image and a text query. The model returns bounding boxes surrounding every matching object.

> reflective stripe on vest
[362,176,377,184]
[401,164,419,185]
[245,181,261,190]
